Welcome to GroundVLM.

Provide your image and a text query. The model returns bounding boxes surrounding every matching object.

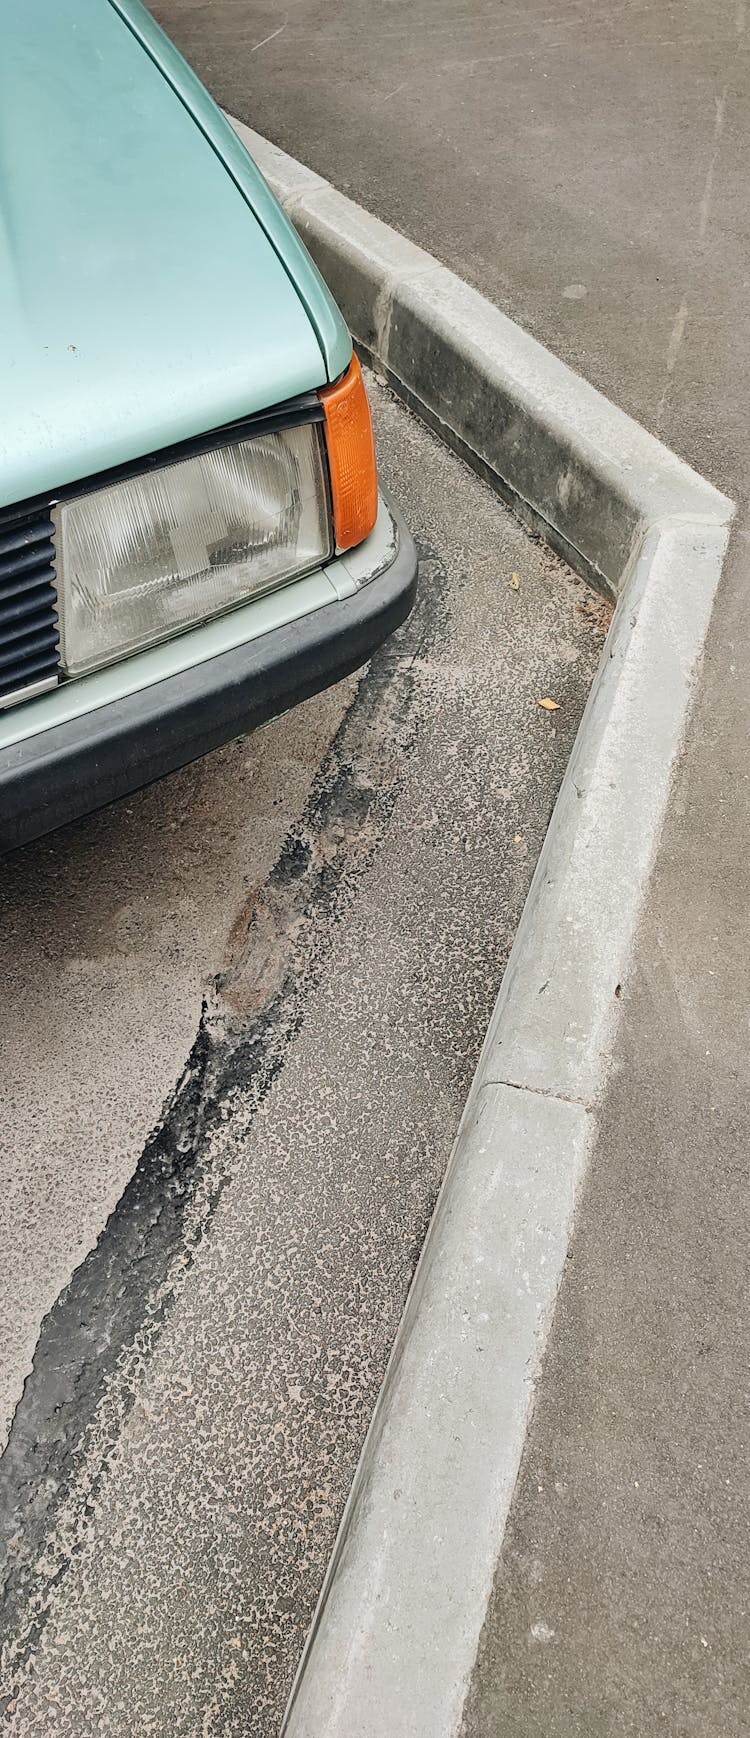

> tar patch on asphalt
[0,541,448,1691]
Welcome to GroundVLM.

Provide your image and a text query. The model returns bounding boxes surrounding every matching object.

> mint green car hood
[0,0,351,511]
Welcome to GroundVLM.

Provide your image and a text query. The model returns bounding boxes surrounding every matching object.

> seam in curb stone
[224,118,736,1738]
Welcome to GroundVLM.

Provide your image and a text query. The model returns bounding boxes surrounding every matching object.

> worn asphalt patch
[0,530,447,1687]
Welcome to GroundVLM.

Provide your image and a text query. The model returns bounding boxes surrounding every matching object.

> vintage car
[0,0,417,850]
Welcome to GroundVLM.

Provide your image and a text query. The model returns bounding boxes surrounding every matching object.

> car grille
[0,501,60,709]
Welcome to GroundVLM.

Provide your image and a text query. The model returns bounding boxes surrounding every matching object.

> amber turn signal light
[319,354,379,551]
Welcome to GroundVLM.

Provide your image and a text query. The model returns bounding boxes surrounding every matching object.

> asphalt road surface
[0,381,608,1732]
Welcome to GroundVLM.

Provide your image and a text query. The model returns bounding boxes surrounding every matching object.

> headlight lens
[54,422,332,679]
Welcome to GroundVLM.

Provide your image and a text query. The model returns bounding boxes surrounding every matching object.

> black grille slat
[0,648,60,686]
[0,502,59,705]
[0,606,59,650]
[0,544,56,582]
[0,521,54,563]
[0,651,60,700]
[0,584,58,629]
[0,520,55,559]
[0,572,57,608]
[0,625,59,673]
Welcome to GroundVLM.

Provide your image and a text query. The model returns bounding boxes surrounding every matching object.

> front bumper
[0,494,417,852]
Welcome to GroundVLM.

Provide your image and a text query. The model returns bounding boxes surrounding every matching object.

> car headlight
[52,421,333,679]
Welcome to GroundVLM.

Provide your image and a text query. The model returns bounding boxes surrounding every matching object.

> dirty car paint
[111,0,352,388]
[0,0,350,509]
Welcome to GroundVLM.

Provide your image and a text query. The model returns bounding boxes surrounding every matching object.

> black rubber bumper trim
[0,503,417,852]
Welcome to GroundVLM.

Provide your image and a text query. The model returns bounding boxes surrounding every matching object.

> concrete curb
[229,120,734,1738]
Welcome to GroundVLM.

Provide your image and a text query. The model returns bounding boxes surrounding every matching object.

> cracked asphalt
[0,380,609,1734]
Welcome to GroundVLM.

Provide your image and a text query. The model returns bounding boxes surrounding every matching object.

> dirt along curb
[230,118,734,1738]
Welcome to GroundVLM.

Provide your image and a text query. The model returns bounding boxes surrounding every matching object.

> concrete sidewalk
[150,1,750,1730]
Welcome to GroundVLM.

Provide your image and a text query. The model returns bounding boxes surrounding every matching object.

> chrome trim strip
[0,673,59,712]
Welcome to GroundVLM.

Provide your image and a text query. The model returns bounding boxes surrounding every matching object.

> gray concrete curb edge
[229,119,735,1738]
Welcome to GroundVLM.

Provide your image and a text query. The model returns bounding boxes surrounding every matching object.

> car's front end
[0,0,417,851]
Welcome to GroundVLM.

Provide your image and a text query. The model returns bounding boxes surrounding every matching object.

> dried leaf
[536,696,561,711]
[509,571,522,591]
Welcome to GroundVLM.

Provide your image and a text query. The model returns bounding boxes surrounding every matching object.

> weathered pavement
[0,383,608,1732]
[146,2,750,1732]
